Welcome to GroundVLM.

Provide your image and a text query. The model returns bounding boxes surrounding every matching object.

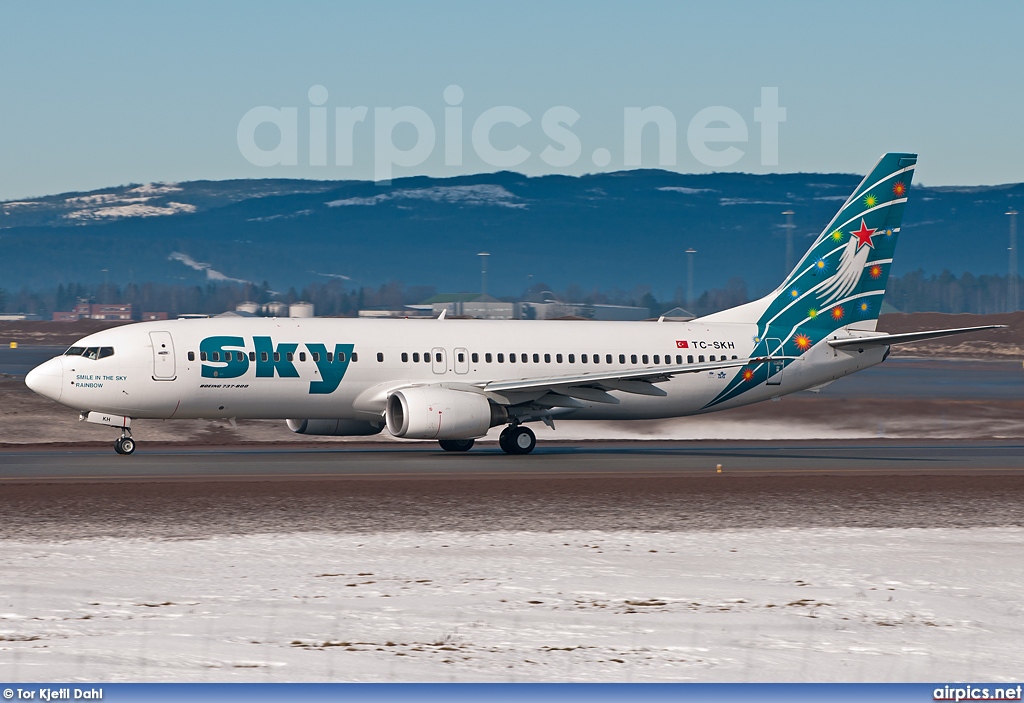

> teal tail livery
[700,152,922,408]
[24,152,1007,456]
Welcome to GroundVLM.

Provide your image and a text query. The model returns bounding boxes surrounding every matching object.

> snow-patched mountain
[1,171,1021,294]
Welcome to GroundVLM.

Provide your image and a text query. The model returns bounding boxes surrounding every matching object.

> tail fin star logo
[851,219,878,250]
[893,181,906,197]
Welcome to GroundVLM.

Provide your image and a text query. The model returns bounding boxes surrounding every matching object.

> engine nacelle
[286,418,384,436]
[386,387,507,440]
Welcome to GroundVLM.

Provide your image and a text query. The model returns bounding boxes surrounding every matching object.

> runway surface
[2,440,1024,540]
[4,439,1024,481]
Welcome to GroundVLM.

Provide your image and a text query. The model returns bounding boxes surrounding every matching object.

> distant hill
[2,170,1021,297]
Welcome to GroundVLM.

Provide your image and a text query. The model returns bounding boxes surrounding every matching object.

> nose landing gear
[113,430,136,455]
[499,424,536,455]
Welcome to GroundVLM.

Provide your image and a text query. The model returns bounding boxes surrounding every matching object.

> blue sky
[2,1,1022,200]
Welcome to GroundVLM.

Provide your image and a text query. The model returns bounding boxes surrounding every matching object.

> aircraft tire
[119,437,136,455]
[439,438,475,452]
[502,426,536,455]
[113,438,125,454]
[498,426,515,454]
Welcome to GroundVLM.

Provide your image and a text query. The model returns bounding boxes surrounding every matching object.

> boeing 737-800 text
[25,153,1003,455]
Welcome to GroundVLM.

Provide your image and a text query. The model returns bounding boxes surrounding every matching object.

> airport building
[51,301,168,322]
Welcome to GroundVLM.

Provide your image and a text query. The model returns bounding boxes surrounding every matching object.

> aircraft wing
[827,325,1006,350]
[476,355,794,405]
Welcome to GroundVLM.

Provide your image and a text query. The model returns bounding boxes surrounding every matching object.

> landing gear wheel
[114,435,136,455]
[500,426,536,455]
[499,426,514,454]
[439,438,475,452]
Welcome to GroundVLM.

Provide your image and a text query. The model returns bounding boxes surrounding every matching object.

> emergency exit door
[150,331,176,380]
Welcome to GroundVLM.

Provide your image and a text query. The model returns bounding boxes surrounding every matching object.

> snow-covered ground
[2,528,1021,682]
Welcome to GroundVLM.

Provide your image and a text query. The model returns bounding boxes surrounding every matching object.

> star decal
[869,264,883,279]
[742,368,755,382]
[794,334,812,351]
[864,193,877,208]
[851,219,878,250]
[830,229,844,242]
[831,305,845,321]
[893,181,906,197]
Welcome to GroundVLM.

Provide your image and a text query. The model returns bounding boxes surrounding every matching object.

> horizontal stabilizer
[827,325,1006,349]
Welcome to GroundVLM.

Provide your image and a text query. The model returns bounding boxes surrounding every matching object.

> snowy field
[2,527,1022,682]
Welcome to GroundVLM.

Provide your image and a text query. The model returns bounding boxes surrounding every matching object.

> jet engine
[385,387,507,440]
[286,418,385,436]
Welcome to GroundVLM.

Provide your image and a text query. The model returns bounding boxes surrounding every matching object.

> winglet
[438,309,446,320]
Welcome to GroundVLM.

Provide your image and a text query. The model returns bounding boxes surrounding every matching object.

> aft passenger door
[453,347,469,374]
[149,331,177,380]
[431,347,447,375]
[765,337,784,386]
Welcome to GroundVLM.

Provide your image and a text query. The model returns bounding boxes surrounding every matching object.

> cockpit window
[73,347,115,360]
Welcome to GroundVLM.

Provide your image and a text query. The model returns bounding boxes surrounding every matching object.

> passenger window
[201,351,208,361]
[653,355,660,364]
[327,352,334,362]
[699,355,705,362]
[435,352,442,363]
[593,353,600,364]
[299,352,306,362]
[568,354,575,363]
[351,353,358,362]
[606,354,612,364]
[631,354,637,364]
[619,354,625,364]
[458,352,465,362]
[642,355,649,364]
[402,352,409,362]
[286,352,294,362]
[556,354,563,363]
[212,352,220,362]
[261,352,269,362]
[533,353,540,363]
[377,352,384,362]
[64,347,86,356]
[339,352,348,362]
[509,353,516,363]
[249,352,256,362]
[676,355,682,364]
[710,355,716,361]
[412,352,419,362]
[312,352,320,362]
[273,352,280,362]
[581,354,588,364]
[485,353,492,363]
[471,353,479,363]
[732,355,738,360]
[544,353,551,363]
[188,351,195,361]
[687,355,694,363]
[497,353,504,363]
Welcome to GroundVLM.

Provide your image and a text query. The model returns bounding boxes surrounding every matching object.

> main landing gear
[113,430,136,455]
[438,438,476,452]
[499,425,536,455]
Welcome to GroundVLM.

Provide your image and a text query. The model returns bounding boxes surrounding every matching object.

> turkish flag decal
[676,341,689,348]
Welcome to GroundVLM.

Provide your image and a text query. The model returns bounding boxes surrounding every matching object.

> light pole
[782,210,795,275]
[1008,209,1019,312]
[477,252,489,298]
[685,248,697,311]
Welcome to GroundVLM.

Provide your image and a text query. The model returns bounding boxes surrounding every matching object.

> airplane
[25,152,1004,456]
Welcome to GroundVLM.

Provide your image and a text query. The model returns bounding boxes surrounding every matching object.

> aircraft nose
[25,357,64,402]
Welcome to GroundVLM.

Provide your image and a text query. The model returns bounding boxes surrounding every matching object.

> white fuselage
[27,317,886,425]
